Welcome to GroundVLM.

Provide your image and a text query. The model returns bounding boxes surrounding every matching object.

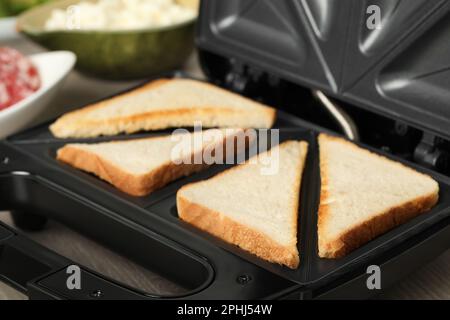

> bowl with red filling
[0,47,75,138]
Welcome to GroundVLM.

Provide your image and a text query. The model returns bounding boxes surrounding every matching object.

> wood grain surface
[0,39,448,300]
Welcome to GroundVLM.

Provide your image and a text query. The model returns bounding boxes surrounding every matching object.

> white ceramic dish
[0,17,20,40]
[0,51,76,138]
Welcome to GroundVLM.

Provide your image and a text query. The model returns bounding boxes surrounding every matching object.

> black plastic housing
[0,76,449,299]
[1,0,450,299]
[197,0,450,139]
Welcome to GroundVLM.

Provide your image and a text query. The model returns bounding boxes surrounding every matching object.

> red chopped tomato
[0,47,41,111]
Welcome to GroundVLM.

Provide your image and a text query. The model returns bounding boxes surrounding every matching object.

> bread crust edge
[318,191,439,258]
[317,133,440,258]
[49,78,277,138]
[177,194,300,269]
[176,140,309,269]
[57,145,209,197]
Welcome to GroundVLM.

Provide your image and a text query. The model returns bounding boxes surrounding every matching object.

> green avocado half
[1,0,51,17]
[17,0,198,80]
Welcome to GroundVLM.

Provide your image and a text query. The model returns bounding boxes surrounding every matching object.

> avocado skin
[25,22,196,80]
[2,0,50,17]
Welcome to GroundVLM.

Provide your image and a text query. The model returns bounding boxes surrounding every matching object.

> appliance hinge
[414,132,449,173]
[225,59,248,94]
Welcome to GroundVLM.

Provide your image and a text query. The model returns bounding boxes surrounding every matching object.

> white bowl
[0,51,76,138]
[0,17,20,41]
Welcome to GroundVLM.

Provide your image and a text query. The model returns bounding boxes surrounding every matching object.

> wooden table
[0,39,449,300]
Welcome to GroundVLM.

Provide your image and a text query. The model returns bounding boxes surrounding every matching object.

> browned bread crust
[318,134,440,258]
[318,191,438,258]
[176,140,308,269]
[57,145,208,197]
[177,195,300,269]
[50,78,277,138]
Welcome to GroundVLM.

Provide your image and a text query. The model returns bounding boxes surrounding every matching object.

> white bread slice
[177,141,309,269]
[57,129,246,197]
[50,78,276,138]
[318,134,439,259]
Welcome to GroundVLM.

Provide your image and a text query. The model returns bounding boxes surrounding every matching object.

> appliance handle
[1,220,253,300]
[0,221,159,300]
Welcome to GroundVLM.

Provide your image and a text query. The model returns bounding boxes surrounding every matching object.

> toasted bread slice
[57,129,246,196]
[50,78,276,138]
[177,141,309,269]
[318,134,439,258]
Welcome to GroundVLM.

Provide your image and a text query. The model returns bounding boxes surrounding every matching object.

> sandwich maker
[1,0,450,300]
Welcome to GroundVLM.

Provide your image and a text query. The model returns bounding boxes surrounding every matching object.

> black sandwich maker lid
[197,0,450,138]
[0,0,450,300]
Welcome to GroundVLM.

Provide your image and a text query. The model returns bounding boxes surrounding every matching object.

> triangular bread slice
[50,78,276,138]
[57,129,246,197]
[177,140,309,269]
[318,134,439,258]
